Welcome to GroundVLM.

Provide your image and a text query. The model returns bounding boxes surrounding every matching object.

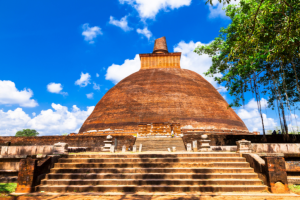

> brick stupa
[78,37,252,136]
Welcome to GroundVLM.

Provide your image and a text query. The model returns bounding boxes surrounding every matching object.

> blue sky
[0,0,293,136]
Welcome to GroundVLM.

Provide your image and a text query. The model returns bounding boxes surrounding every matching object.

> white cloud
[82,23,102,44]
[136,27,152,39]
[86,93,94,99]
[0,104,94,136]
[105,40,225,87]
[237,98,276,133]
[245,98,268,110]
[105,54,140,84]
[174,40,223,89]
[93,82,100,90]
[47,82,68,96]
[119,0,191,19]
[96,73,99,77]
[208,0,240,19]
[75,72,91,87]
[0,80,38,107]
[32,112,36,117]
[47,83,62,93]
[109,16,132,31]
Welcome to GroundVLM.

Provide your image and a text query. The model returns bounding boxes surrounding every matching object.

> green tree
[15,129,39,137]
[195,0,300,137]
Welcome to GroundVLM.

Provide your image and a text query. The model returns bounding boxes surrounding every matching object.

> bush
[15,129,39,137]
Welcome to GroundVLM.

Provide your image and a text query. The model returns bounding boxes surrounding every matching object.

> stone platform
[134,137,186,151]
[35,152,268,193]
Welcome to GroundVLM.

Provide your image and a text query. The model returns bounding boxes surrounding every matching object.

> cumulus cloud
[105,54,140,84]
[208,0,240,19]
[105,40,226,87]
[47,83,68,96]
[0,104,94,136]
[93,82,100,90]
[174,40,223,89]
[86,93,94,99]
[96,73,99,77]
[136,27,152,39]
[0,80,38,107]
[82,23,102,44]
[75,72,91,87]
[237,98,276,133]
[109,16,133,31]
[245,98,268,110]
[119,0,191,19]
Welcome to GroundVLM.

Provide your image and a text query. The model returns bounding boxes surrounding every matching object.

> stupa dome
[79,37,248,134]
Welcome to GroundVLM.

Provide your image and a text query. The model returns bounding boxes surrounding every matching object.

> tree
[195,0,300,137]
[15,129,39,137]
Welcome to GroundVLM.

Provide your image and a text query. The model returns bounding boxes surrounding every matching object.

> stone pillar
[110,145,115,153]
[187,143,192,152]
[133,145,137,152]
[114,138,118,150]
[139,144,142,152]
[122,145,126,153]
[172,147,176,152]
[53,142,68,155]
[236,139,252,153]
[103,135,113,152]
[15,157,38,193]
[263,157,289,193]
[193,140,197,152]
[199,135,211,152]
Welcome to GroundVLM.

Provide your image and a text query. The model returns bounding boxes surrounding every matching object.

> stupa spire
[153,36,168,54]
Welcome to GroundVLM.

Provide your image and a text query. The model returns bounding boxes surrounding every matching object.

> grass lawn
[0,183,17,194]
[289,184,300,194]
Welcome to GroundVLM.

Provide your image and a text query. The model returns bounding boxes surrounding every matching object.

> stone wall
[0,157,24,170]
[0,136,136,151]
[182,134,300,147]
[252,143,300,153]
[0,146,54,156]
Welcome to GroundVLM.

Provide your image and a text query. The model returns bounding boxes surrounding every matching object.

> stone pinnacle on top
[153,36,169,54]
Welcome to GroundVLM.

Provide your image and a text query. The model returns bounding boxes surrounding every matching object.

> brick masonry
[1,135,300,152]
[263,157,289,193]
[0,136,136,151]
[182,134,300,146]
[15,157,37,193]
[79,68,248,133]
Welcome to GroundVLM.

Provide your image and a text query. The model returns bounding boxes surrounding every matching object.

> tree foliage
[15,129,39,137]
[195,0,300,136]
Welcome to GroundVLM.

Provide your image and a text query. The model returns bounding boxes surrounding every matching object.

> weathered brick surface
[15,157,37,193]
[79,68,248,133]
[263,157,289,193]
[0,136,136,151]
[140,53,181,69]
[1,135,299,152]
[152,36,168,53]
[183,134,300,146]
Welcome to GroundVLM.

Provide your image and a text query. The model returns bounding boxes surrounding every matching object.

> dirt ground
[1,195,300,200]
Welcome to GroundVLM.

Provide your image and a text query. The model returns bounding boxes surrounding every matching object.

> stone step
[134,138,186,151]
[50,168,255,174]
[41,179,263,186]
[135,138,184,140]
[54,162,250,169]
[57,157,246,163]
[36,185,268,192]
[46,173,259,180]
[67,153,241,158]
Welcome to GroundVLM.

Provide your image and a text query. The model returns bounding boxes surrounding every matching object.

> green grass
[0,183,17,193]
[289,184,300,194]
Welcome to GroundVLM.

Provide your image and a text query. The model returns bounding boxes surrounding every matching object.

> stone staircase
[134,137,186,151]
[36,153,268,193]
